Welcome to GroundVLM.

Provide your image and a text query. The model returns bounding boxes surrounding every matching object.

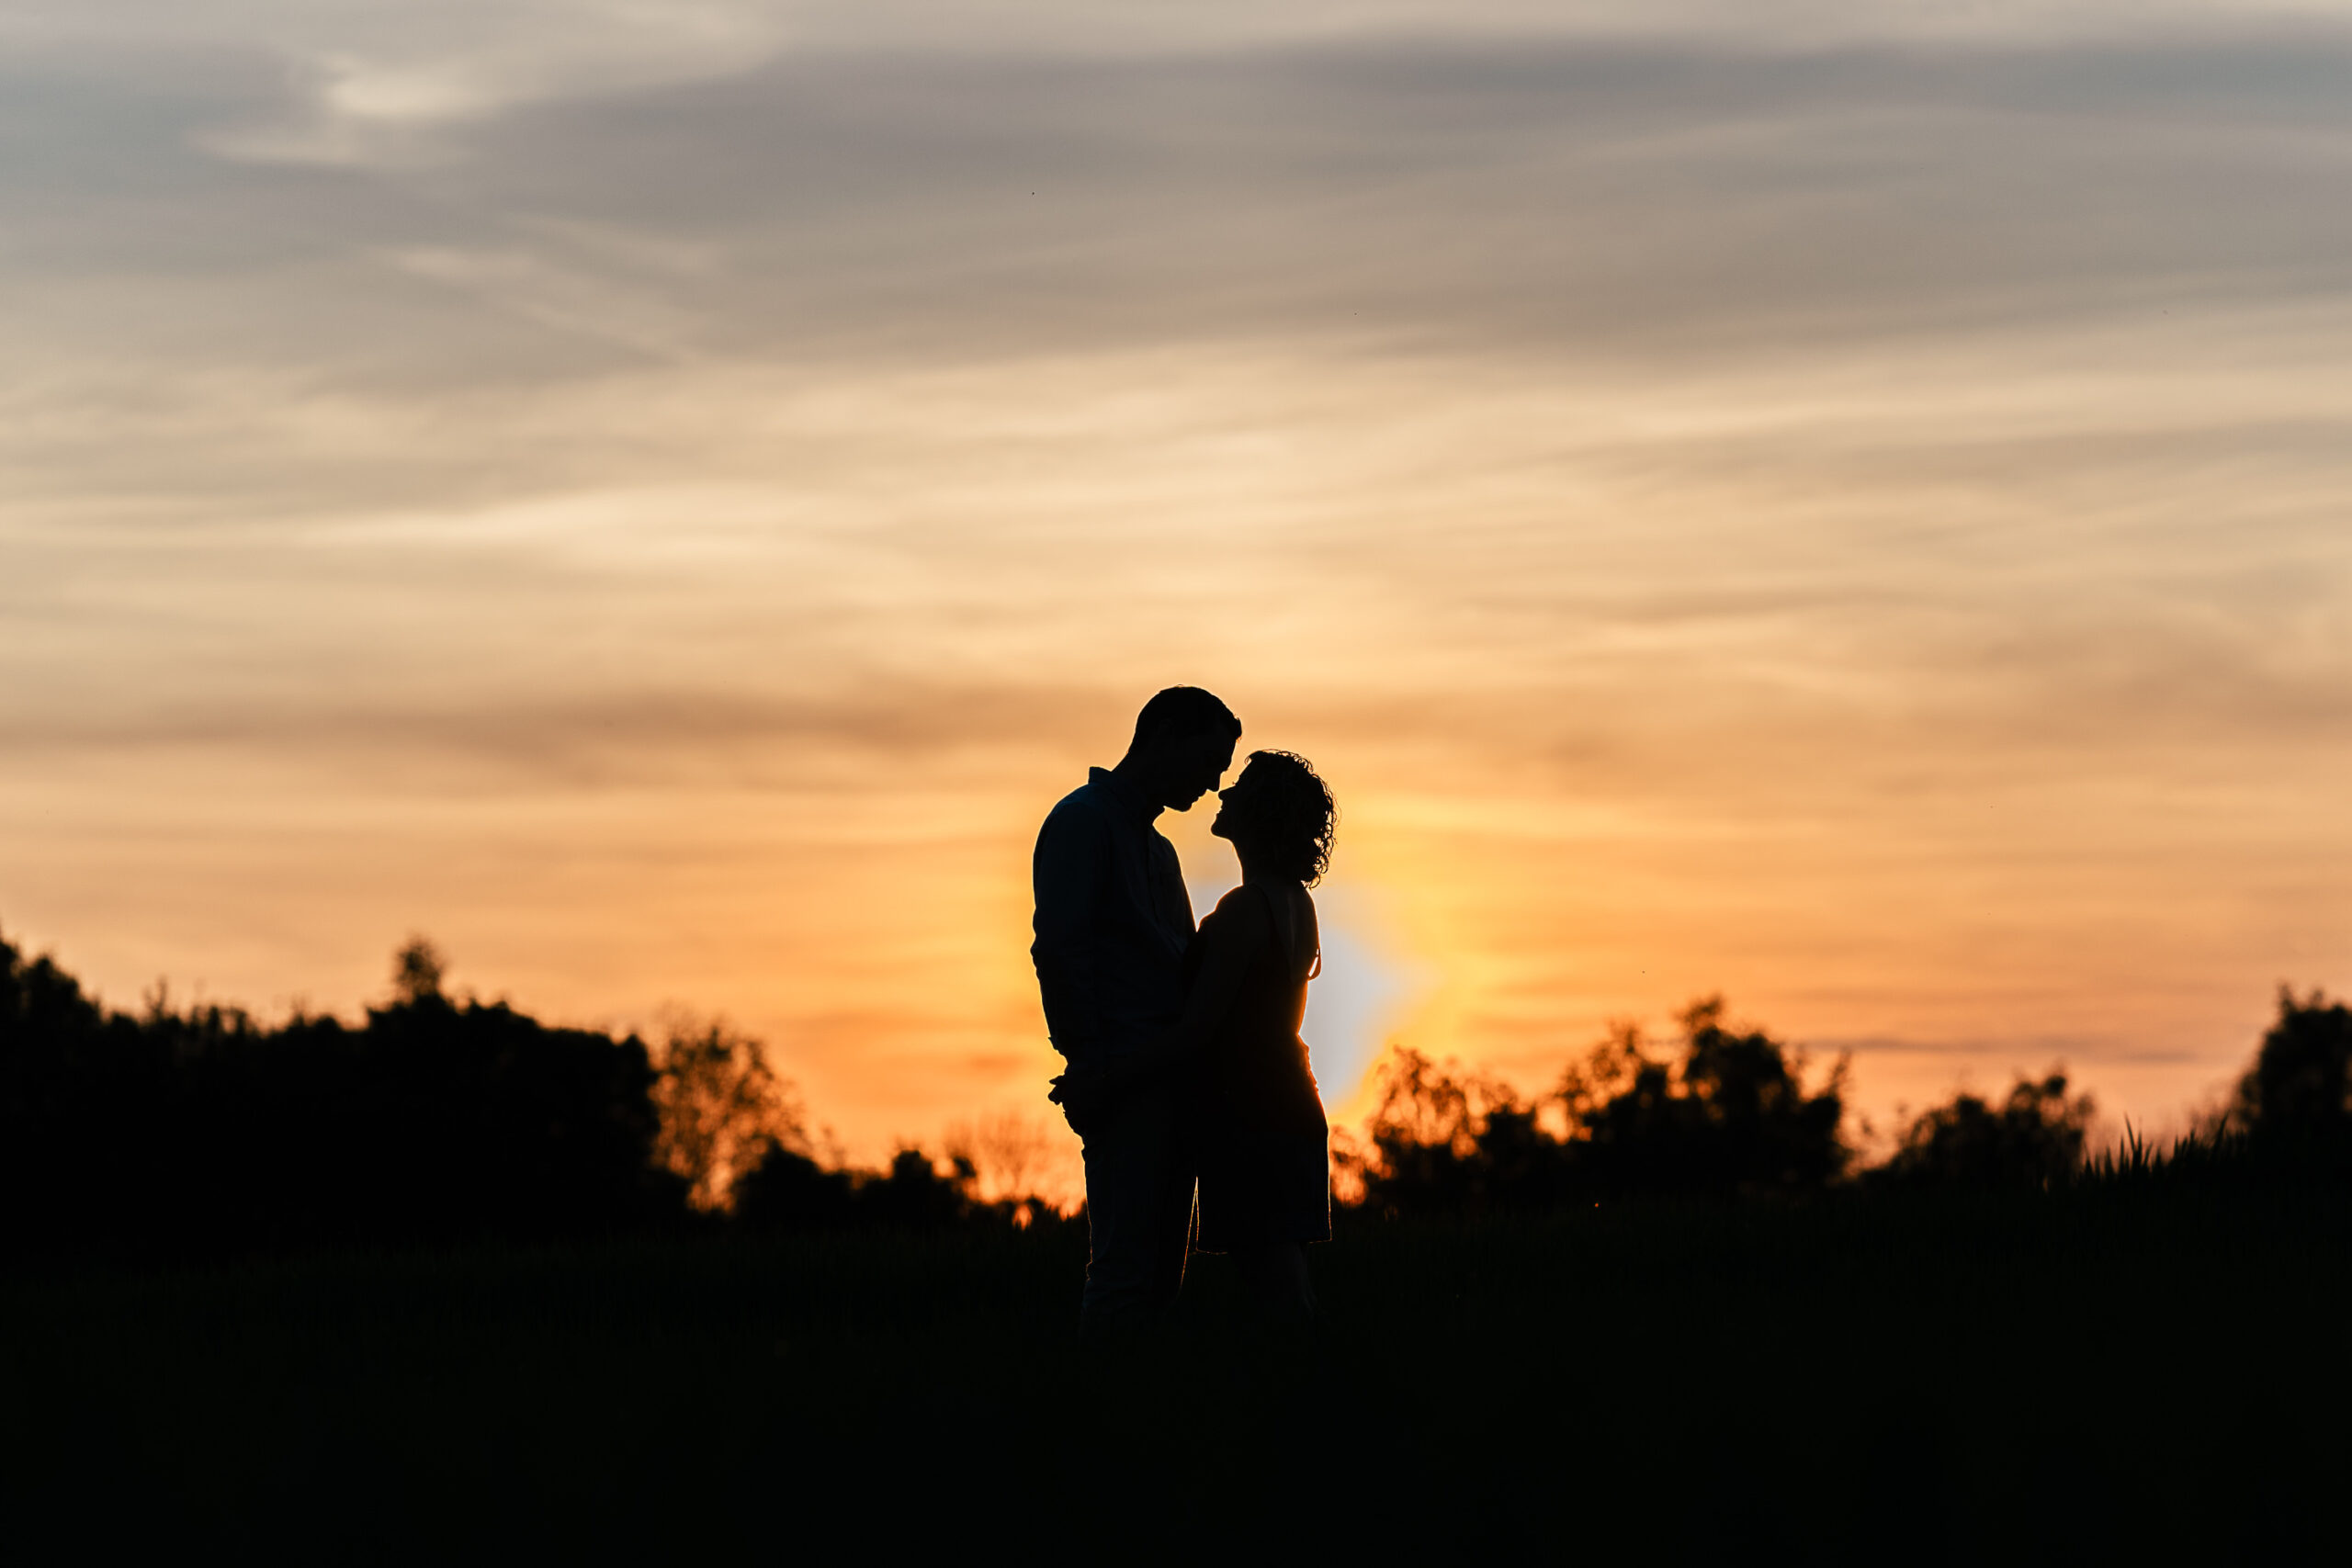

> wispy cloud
[182,2,788,167]
[380,245,702,359]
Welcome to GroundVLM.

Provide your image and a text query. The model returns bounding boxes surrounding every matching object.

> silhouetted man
[1033,686,1240,1342]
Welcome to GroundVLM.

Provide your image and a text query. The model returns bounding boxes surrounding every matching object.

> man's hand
[1048,1046,1177,1137]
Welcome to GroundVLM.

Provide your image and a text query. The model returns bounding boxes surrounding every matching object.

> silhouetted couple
[1033,687,1338,1343]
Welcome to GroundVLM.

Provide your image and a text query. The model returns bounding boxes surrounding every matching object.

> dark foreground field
[6,1181,2347,1562]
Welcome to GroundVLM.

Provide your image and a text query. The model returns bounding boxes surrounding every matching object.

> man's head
[1117,686,1241,812]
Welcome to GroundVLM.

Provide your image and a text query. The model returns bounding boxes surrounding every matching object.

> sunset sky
[6,1,2352,1173]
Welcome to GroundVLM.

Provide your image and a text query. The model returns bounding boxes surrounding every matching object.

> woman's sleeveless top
[1187,884,1325,1143]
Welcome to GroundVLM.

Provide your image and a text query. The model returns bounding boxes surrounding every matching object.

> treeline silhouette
[6,927,2349,1260]
[1342,989,2352,1214]
[0,934,1045,1261]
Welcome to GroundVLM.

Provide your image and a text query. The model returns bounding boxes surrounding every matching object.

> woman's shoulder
[1206,884,1274,925]
[1204,884,1287,946]
[1224,881,1312,915]
[1204,882,1314,950]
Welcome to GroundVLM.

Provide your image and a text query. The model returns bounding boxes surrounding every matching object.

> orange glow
[7,9,2351,1175]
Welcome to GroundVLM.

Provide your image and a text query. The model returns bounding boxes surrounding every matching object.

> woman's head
[1211,750,1338,886]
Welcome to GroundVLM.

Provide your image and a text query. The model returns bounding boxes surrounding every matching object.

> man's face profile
[1163,729,1236,810]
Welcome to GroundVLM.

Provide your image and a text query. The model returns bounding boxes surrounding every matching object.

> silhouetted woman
[1160,750,1338,1324]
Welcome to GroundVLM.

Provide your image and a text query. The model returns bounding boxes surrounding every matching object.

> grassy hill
[7,1174,2345,1560]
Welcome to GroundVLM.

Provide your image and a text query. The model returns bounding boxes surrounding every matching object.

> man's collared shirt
[1031,767,1196,1064]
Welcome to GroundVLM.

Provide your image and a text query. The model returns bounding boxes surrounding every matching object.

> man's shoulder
[1038,777,1118,843]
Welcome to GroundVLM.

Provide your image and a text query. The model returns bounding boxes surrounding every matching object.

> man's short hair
[1131,686,1241,749]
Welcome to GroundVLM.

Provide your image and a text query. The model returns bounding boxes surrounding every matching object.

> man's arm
[1031,799,1110,1062]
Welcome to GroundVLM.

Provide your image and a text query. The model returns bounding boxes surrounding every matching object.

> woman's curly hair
[1228,750,1339,886]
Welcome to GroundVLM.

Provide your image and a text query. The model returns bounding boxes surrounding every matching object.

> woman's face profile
[1210,764,1266,844]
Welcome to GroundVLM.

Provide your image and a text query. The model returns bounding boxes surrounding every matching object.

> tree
[650,1016,807,1211]
[5,931,690,1256]
[731,1145,858,1233]
[1565,998,1849,1198]
[731,1144,975,1233]
[941,1109,1072,1211]
[1343,998,1849,1214]
[392,937,447,1005]
[2232,987,2352,1143]
[858,1148,976,1230]
[0,930,164,1249]
[1877,1072,2094,1190]
[1342,1047,1558,1216]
